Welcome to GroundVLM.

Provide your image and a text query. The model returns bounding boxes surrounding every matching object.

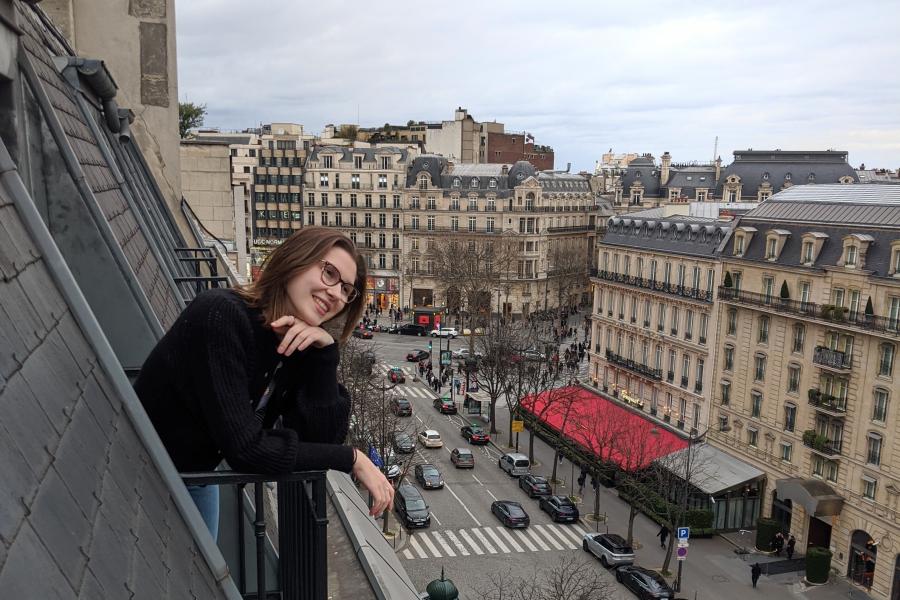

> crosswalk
[400,522,587,561]
[374,363,493,403]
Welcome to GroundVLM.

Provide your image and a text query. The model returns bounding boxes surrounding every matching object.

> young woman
[135,227,393,539]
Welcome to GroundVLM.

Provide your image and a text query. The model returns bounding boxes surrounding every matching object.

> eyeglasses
[319,260,359,303]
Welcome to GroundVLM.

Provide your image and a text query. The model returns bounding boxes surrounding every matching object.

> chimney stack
[660,151,672,185]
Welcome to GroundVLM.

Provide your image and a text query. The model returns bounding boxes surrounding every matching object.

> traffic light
[427,341,432,350]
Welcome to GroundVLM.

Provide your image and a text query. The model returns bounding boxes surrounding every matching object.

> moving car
[582,533,635,568]
[414,464,444,489]
[430,327,459,338]
[433,397,457,414]
[518,474,552,498]
[387,367,406,383]
[523,349,546,361]
[460,423,490,444]
[614,565,675,599]
[394,483,431,528]
[398,324,427,336]
[498,453,531,477]
[452,348,483,360]
[539,495,579,523]
[406,349,430,362]
[490,500,530,528]
[450,447,475,468]
[392,432,415,454]
[418,429,443,448]
[352,328,373,339]
[391,396,412,416]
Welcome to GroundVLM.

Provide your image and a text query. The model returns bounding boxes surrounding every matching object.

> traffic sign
[677,539,689,548]
[511,420,525,433]
[677,527,690,540]
[676,546,688,561]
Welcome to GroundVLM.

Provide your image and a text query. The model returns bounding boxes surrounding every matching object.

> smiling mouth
[313,296,330,315]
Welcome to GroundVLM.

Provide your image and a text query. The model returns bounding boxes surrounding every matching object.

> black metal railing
[181,470,328,600]
[595,270,713,303]
[605,349,662,380]
[813,346,853,370]
[719,287,900,338]
[174,247,231,300]
[808,389,848,415]
[801,431,843,457]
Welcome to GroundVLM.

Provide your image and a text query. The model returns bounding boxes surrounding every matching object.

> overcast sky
[176,0,900,172]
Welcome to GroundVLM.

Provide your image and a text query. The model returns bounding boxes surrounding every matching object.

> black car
[392,432,415,454]
[398,324,427,336]
[615,565,675,599]
[351,328,373,339]
[406,349,430,362]
[394,483,431,529]
[433,397,457,414]
[414,464,444,489]
[460,423,490,444]
[490,500,530,528]
[518,474,552,498]
[391,397,412,416]
[539,495,579,523]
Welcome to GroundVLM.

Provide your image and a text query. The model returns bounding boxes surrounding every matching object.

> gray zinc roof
[601,214,731,257]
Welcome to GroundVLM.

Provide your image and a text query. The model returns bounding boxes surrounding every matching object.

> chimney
[660,151,671,185]
[715,155,722,182]
[566,162,571,173]
[501,164,509,175]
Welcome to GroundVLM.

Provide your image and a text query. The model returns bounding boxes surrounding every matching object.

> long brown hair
[236,227,367,342]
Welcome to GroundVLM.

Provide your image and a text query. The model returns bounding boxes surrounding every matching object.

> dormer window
[418,174,429,190]
[785,172,792,181]
[764,229,790,262]
[802,241,814,264]
[808,173,816,183]
[766,238,778,260]
[452,177,461,188]
[471,177,480,189]
[735,235,745,256]
[489,178,497,189]
[890,241,900,277]
[845,245,858,267]
[762,172,770,181]
[840,233,874,269]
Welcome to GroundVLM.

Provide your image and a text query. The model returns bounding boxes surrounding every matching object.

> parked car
[539,495,579,523]
[418,429,443,448]
[430,327,459,338]
[518,474,552,498]
[394,483,431,528]
[385,324,401,334]
[391,396,412,416]
[450,447,475,468]
[398,324,427,336]
[414,464,444,489]
[614,565,675,599]
[406,349,430,362]
[523,349,546,361]
[461,327,485,336]
[582,533,635,568]
[498,453,531,477]
[392,432,415,454]
[490,500,530,528]
[353,327,374,339]
[433,396,457,414]
[460,423,490,444]
[387,366,406,384]
[452,348,483,360]
[369,445,401,480]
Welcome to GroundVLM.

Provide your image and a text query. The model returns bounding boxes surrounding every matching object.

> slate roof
[602,214,732,258]
[308,144,411,163]
[716,150,858,196]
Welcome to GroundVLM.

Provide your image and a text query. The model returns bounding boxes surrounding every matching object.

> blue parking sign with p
[677,527,690,540]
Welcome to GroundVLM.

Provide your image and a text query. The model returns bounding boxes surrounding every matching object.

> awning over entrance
[775,478,844,517]
[657,443,765,495]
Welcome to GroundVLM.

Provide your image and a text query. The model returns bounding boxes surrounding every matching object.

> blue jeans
[187,484,220,541]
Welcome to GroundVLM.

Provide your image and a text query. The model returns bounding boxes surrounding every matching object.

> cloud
[176,0,900,170]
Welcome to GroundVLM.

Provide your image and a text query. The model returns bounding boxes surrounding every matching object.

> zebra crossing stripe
[483,527,510,554]
[525,528,551,551]
[546,525,579,549]
[443,530,470,556]
[403,549,414,560]
[472,528,498,554]
[570,523,587,538]
[458,529,484,555]
[495,527,525,553]
[420,532,442,558]
[534,525,565,551]
[432,531,456,557]
[409,535,428,559]
[513,529,538,552]
[556,524,586,546]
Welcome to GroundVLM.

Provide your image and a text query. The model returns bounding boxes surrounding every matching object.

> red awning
[520,386,687,471]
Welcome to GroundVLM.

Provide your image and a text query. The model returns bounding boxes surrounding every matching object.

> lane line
[486,489,498,501]
[547,524,580,549]
[472,528,498,554]
[471,474,484,486]
[430,510,442,527]
[483,527,511,553]
[513,529,538,552]
[444,483,482,527]
[534,524,565,551]
[458,529,484,555]
[432,531,456,557]
[402,549,414,560]
[420,532,442,558]
[415,415,423,424]
[443,530,470,556]
[525,528,551,551]
[496,527,525,553]
[409,535,428,559]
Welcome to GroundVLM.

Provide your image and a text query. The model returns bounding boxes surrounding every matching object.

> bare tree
[474,556,616,600]
[545,238,589,316]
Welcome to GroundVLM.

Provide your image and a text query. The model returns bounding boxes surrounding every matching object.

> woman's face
[285,246,357,326]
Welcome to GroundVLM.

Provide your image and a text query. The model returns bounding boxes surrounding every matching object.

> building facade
[709,185,900,598]
[486,131,554,170]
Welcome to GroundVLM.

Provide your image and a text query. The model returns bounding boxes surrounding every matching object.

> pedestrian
[786,534,796,560]
[133,226,393,540]
[751,562,761,588]
[657,525,669,548]
[772,532,784,556]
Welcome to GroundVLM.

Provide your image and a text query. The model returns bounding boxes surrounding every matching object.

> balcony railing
[595,270,713,303]
[181,470,328,600]
[547,224,594,233]
[813,346,853,371]
[801,430,843,457]
[719,287,900,338]
[808,388,848,415]
[605,349,662,380]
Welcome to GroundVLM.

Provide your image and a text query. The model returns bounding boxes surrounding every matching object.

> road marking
[409,535,428,558]
[458,529,484,555]
[484,527,511,553]
[402,549,414,560]
[432,531,456,557]
[472,528,498,554]
[525,528,551,551]
[443,530,470,556]
[534,525,565,551]
[471,474,484,486]
[513,529,538,552]
[420,532,442,558]
[570,523,588,538]
[486,489,498,501]
[495,527,524,553]
[546,524,580,549]
[430,511,442,527]
[415,415,423,424]
[444,483,482,527]
[555,524,585,546]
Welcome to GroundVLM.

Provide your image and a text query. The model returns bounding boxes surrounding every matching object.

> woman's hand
[351,450,395,517]
[270,316,335,355]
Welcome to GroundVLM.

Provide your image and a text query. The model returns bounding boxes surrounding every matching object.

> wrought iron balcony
[801,430,843,457]
[595,270,713,303]
[605,349,662,380]
[813,346,853,371]
[808,388,848,415]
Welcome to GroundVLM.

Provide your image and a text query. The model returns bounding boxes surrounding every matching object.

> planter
[805,546,832,584]
[756,518,780,552]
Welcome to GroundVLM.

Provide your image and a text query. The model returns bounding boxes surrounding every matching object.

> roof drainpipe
[53,57,122,133]
[117,108,134,142]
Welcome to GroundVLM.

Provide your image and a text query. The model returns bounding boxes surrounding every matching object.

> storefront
[365,275,399,311]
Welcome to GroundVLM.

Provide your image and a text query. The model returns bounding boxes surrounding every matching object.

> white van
[498,453,531,477]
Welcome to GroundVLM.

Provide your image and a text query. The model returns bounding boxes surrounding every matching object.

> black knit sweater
[135,288,354,475]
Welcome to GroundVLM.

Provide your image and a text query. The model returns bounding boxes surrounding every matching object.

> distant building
[857,168,900,184]
[486,130,554,170]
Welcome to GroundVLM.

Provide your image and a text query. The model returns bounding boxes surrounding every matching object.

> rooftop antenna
[712,136,718,163]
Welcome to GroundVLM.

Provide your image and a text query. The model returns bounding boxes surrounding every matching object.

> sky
[176,0,900,173]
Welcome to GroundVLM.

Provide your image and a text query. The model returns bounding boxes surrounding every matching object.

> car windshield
[427,434,440,440]
[396,434,411,443]
[422,467,439,476]
[532,476,548,484]
[407,498,427,511]
[506,504,525,517]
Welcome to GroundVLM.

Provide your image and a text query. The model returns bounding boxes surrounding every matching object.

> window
[754,355,767,381]
[319,173,329,188]
[681,354,690,387]
[873,389,889,422]
[889,297,900,331]
[751,392,762,418]
[685,310,694,340]
[671,306,679,336]
[748,428,758,447]
[658,303,667,332]
[812,455,824,477]
[410,215,419,230]
[766,238,777,260]
[787,365,800,393]
[724,346,734,371]
[427,215,435,231]
[863,477,877,501]
[720,381,731,405]
[784,404,796,432]
[758,316,769,344]
[845,245,858,267]
[719,414,729,432]
[800,281,810,304]
[763,277,774,302]
[486,217,495,233]
[866,433,883,465]
[802,241,814,264]
[451,216,459,231]
[695,359,704,393]
[792,324,805,353]
[727,309,737,335]
[735,235,745,255]
[879,343,895,377]
[781,442,793,462]
[699,313,708,344]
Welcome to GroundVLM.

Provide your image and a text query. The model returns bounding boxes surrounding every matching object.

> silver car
[582,532,635,568]
[498,453,530,477]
